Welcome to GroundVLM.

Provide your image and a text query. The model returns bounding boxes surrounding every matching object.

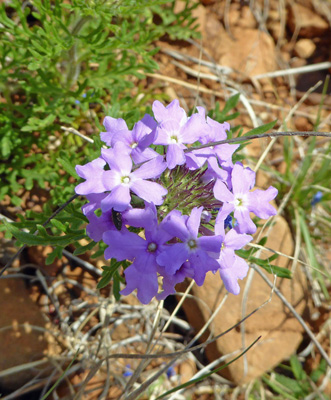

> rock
[178,358,197,385]
[294,39,316,58]
[0,277,50,391]
[216,27,276,78]
[289,4,329,37]
[294,116,313,131]
[228,5,257,30]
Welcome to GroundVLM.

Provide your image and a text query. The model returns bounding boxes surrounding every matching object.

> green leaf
[57,156,79,178]
[222,93,240,115]
[113,270,122,301]
[243,119,277,137]
[262,376,298,400]
[260,264,292,278]
[46,246,63,265]
[290,355,306,381]
[4,220,85,247]
[73,240,96,256]
[50,219,67,232]
[1,136,11,158]
[97,261,122,289]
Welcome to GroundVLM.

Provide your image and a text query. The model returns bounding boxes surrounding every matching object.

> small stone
[294,39,316,59]
[294,116,313,131]
[229,6,257,30]
[289,4,329,37]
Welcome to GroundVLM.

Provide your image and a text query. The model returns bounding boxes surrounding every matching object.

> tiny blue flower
[311,191,323,207]
[224,215,233,230]
[123,364,133,377]
[75,99,81,105]
[166,366,176,379]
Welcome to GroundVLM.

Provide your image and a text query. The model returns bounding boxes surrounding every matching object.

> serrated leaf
[73,240,96,256]
[97,261,121,289]
[4,220,86,247]
[50,219,67,231]
[46,246,63,265]
[57,157,79,178]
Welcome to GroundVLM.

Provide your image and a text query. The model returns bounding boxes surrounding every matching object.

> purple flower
[213,227,252,295]
[219,256,250,295]
[81,193,108,216]
[103,203,173,304]
[156,207,222,283]
[85,209,116,242]
[157,261,195,300]
[76,142,168,212]
[100,116,130,145]
[152,100,207,169]
[75,158,107,195]
[214,163,278,234]
[185,107,238,171]
[102,114,159,163]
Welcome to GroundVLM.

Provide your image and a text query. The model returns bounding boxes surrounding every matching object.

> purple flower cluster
[75,100,278,304]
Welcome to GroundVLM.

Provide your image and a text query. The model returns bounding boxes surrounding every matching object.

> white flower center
[131,142,138,149]
[122,176,130,184]
[187,239,197,250]
[148,242,157,252]
[234,194,247,208]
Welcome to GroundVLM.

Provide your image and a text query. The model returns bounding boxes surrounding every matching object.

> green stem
[65,16,92,89]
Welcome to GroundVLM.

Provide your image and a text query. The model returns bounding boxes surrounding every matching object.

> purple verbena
[74,99,279,303]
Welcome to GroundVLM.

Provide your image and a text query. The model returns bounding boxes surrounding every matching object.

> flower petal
[131,147,159,164]
[157,243,189,275]
[161,210,189,242]
[100,116,129,145]
[103,230,145,260]
[219,255,249,295]
[130,180,167,206]
[213,179,234,203]
[234,207,256,234]
[152,99,187,125]
[198,235,222,255]
[186,207,203,237]
[132,155,167,179]
[218,247,236,269]
[248,187,278,219]
[166,144,186,169]
[120,263,158,304]
[101,185,131,212]
[101,144,132,174]
[224,229,252,250]
[215,203,235,236]
[75,158,107,195]
[231,163,255,194]
[180,113,206,143]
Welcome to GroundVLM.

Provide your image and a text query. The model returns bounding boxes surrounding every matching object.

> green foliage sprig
[0,0,199,205]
